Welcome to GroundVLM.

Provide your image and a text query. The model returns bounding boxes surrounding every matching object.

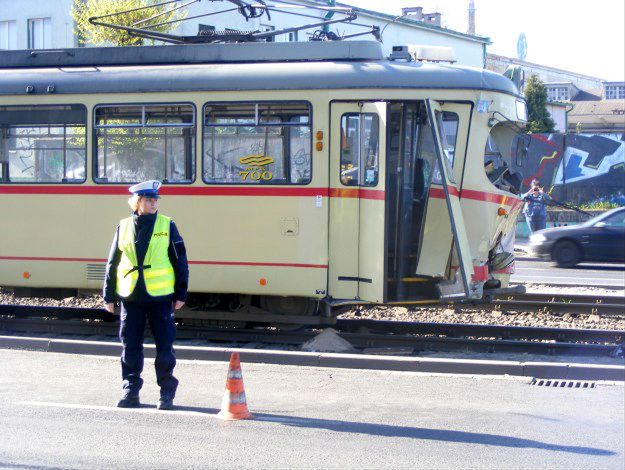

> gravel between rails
[340,305,625,331]
[2,287,624,331]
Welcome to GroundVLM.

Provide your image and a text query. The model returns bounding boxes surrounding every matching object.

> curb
[1,335,623,381]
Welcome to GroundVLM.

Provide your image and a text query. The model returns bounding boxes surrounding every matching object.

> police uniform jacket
[103,212,188,303]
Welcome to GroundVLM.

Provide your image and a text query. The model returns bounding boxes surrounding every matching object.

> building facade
[487,53,624,134]
[0,0,490,68]
[0,0,76,50]
[486,53,604,92]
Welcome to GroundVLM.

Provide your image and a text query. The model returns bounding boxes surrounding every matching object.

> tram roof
[0,41,519,97]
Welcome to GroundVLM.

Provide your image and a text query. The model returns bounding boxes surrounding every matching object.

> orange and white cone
[217,352,253,420]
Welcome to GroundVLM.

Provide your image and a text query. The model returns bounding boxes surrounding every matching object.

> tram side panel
[165,193,329,298]
[0,90,331,299]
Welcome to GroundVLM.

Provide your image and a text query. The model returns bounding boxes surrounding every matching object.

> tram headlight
[529,233,547,243]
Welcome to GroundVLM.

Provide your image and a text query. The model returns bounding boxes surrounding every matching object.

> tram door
[328,102,386,302]
[422,100,475,299]
[415,103,471,278]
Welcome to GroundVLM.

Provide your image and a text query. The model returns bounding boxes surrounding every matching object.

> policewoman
[103,180,188,410]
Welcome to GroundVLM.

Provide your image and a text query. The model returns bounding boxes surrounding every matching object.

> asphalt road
[512,259,625,287]
[0,349,623,469]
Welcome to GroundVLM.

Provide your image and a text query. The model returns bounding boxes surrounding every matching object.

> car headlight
[530,233,547,243]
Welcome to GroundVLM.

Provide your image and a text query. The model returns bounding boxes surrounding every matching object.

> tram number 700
[240,168,273,181]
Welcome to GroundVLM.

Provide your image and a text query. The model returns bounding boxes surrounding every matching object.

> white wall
[0,0,486,68]
[174,1,486,67]
[546,103,567,133]
[0,0,75,49]
[487,54,603,91]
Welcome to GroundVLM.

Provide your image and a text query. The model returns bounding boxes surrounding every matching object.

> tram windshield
[483,122,525,194]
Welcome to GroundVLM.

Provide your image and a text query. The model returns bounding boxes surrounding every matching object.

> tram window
[94,104,195,183]
[0,105,86,183]
[203,102,311,184]
[483,124,523,194]
[340,113,379,187]
[431,111,459,185]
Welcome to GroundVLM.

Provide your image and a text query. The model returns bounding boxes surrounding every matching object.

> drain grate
[530,378,596,388]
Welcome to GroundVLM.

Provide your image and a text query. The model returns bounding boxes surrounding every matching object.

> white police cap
[128,180,162,198]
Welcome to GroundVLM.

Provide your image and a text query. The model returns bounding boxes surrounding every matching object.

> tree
[72,0,186,47]
[524,75,556,134]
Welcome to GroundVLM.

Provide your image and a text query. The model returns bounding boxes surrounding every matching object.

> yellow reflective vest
[115,214,175,298]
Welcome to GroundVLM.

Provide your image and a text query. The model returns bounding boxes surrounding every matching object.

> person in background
[103,180,188,410]
[522,178,550,234]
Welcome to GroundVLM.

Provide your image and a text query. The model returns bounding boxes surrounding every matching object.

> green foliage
[72,0,186,47]
[578,201,621,210]
[524,75,556,134]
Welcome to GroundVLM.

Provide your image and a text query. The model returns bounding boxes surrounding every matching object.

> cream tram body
[0,42,525,312]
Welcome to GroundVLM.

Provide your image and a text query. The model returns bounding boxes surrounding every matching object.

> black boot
[158,396,174,410]
[117,395,140,408]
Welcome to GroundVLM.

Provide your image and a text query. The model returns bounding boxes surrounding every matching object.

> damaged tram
[0,41,527,325]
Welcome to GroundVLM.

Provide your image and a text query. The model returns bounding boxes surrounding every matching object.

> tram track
[491,292,625,317]
[0,303,623,358]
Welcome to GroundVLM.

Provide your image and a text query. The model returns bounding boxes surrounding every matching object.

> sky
[348,0,625,81]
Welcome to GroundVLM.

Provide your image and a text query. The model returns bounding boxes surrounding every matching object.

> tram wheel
[552,240,581,268]
[260,296,317,331]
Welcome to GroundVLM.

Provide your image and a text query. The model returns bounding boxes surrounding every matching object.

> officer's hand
[174,300,185,311]
[105,303,115,313]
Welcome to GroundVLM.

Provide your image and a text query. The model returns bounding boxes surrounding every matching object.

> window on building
[0,20,17,50]
[0,105,87,183]
[605,85,625,100]
[546,86,569,102]
[260,24,275,42]
[340,113,379,187]
[203,102,311,185]
[94,104,195,183]
[27,18,51,49]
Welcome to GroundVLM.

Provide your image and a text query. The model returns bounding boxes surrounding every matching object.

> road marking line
[18,401,218,418]
[514,267,618,275]
[513,275,622,283]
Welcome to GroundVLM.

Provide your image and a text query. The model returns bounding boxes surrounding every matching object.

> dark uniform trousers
[119,301,179,398]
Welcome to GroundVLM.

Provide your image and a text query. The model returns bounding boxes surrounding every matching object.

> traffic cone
[217,352,254,420]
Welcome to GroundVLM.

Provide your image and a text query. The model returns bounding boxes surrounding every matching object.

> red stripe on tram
[329,188,385,200]
[0,256,108,262]
[0,185,331,197]
[188,260,328,269]
[428,186,461,199]
[0,185,384,200]
[429,186,522,208]
[0,184,519,205]
[0,255,327,269]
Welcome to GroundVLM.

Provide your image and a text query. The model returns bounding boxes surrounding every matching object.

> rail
[491,292,625,316]
[1,304,622,358]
